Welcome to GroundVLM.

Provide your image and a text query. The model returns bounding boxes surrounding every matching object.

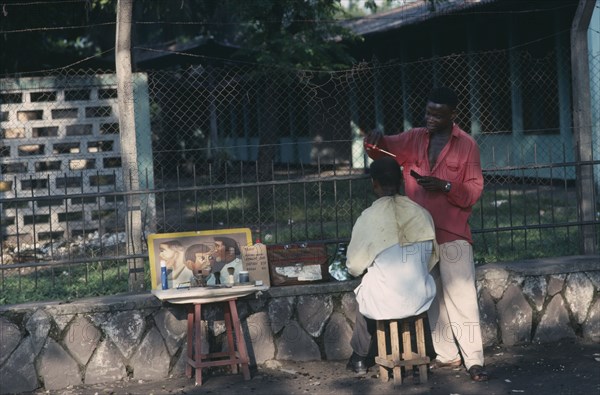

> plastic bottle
[329,243,352,281]
[160,260,169,290]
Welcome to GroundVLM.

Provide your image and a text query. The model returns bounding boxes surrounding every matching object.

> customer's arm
[345,214,372,277]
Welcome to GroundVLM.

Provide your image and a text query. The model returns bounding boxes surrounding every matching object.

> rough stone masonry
[0,256,598,394]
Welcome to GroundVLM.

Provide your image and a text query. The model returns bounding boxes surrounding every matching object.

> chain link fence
[1,44,598,303]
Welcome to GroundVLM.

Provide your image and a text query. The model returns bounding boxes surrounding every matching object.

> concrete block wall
[0,256,598,394]
[0,74,153,244]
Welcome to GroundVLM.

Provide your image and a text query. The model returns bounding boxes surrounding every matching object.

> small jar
[239,271,250,284]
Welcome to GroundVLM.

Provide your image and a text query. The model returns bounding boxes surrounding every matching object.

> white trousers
[427,240,484,369]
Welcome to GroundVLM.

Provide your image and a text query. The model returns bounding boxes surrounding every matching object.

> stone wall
[477,256,599,346]
[0,256,598,394]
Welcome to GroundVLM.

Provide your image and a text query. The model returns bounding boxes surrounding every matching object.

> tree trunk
[116,0,145,291]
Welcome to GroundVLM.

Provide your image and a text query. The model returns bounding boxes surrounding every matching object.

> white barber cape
[353,242,436,320]
[346,195,438,320]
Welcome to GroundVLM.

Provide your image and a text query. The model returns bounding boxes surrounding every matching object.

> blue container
[239,271,250,284]
[160,261,169,290]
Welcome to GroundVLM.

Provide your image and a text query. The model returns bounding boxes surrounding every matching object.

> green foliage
[230,0,359,70]
[0,0,115,73]
[1,0,359,74]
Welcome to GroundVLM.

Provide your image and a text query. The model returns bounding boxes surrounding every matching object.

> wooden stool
[374,312,429,386]
[185,298,251,385]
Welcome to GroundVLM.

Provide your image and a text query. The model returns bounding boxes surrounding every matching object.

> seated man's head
[370,157,402,197]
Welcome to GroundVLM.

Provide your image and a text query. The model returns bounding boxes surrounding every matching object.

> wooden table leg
[223,302,238,374]
[183,298,252,385]
[186,305,194,379]
[194,303,203,386]
[230,299,251,380]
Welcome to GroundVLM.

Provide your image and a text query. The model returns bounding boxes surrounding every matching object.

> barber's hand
[416,176,447,192]
[365,129,383,146]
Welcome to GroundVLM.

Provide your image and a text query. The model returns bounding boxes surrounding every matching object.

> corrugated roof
[341,0,499,36]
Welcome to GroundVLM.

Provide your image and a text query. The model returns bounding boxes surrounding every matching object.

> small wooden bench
[374,312,430,386]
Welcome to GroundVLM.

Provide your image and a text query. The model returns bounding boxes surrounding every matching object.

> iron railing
[1,46,599,303]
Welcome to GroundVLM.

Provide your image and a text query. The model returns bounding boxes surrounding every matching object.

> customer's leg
[350,310,376,357]
[347,310,375,374]
[438,240,484,369]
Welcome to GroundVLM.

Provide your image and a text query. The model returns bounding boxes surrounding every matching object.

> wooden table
[152,284,269,385]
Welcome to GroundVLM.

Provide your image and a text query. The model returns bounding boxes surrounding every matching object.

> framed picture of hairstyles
[147,228,252,290]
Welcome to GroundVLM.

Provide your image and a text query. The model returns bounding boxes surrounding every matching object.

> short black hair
[427,87,459,109]
[370,157,402,189]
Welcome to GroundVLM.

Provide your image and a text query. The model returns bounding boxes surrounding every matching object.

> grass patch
[473,226,581,264]
[2,178,595,304]
[0,260,137,305]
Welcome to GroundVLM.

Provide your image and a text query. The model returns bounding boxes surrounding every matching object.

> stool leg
[223,303,238,374]
[415,316,428,383]
[390,320,402,387]
[229,299,251,380]
[401,320,412,384]
[401,321,412,357]
[376,321,389,382]
[186,305,194,379]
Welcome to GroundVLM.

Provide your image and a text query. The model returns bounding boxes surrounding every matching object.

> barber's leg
[427,265,461,363]
[438,240,484,369]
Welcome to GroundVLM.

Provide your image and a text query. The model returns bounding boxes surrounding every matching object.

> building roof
[341,0,499,36]
[132,37,239,65]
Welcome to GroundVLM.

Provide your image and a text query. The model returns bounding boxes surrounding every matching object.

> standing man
[364,87,488,382]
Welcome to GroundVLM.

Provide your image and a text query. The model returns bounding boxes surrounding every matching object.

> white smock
[346,195,439,320]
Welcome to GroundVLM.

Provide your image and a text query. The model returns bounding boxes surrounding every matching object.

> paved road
[31,339,600,395]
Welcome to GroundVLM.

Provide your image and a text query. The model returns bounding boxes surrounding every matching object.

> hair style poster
[147,228,252,290]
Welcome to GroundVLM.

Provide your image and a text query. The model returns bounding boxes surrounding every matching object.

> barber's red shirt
[365,125,483,244]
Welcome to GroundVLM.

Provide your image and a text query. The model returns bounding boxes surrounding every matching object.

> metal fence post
[571,0,598,255]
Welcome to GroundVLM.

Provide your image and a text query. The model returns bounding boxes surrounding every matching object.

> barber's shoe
[346,352,368,375]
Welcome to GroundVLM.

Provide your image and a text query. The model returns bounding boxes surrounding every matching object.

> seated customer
[346,157,439,374]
